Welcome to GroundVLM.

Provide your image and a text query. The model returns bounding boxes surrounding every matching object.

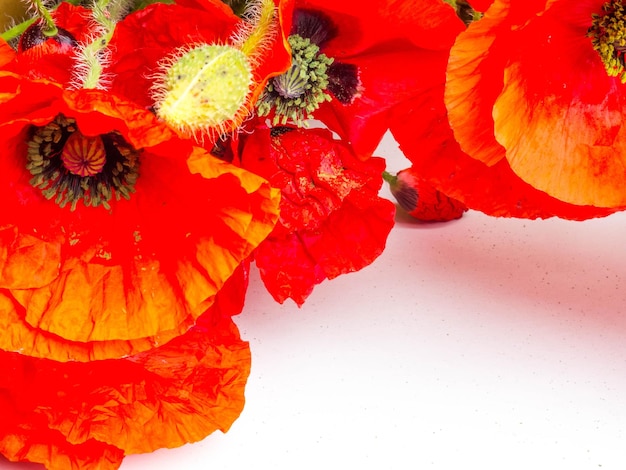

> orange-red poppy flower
[0,72,279,348]
[107,0,293,140]
[259,0,465,158]
[390,0,621,219]
[0,265,251,470]
[0,71,279,466]
[241,125,395,305]
[442,0,626,212]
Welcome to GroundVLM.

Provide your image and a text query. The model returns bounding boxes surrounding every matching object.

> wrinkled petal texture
[0,269,251,470]
[242,127,395,305]
[299,0,464,157]
[108,0,293,113]
[0,73,279,359]
[447,0,626,208]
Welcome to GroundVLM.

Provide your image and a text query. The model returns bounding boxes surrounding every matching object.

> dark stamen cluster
[255,8,361,126]
[27,114,140,210]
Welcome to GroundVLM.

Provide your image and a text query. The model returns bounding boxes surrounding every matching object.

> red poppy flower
[0,265,251,470]
[0,72,278,349]
[442,0,626,211]
[241,125,395,305]
[257,0,464,158]
[0,71,279,466]
[389,0,621,219]
[107,0,293,139]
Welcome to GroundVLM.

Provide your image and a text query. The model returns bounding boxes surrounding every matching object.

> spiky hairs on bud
[233,0,278,64]
[151,44,253,141]
[151,0,277,141]
[71,0,133,89]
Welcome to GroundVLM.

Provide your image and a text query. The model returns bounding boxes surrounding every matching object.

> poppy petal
[242,126,395,304]
[492,3,626,207]
[0,275,250,467]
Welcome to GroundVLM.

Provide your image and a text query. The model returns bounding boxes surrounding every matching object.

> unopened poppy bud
[18,22,77,59]
[152,0,277,140]
[384,168,467,222]
[153,44,253,139]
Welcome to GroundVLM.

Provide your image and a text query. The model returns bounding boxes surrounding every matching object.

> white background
[4,133,626,469]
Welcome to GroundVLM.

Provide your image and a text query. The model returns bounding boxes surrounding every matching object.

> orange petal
[0,227,61,289]
[445,0,510,167]
[0,291,183,361]
[495,61,626,207]
[18,257,191,343]
[488,2,626,208]
[0,272,250,465]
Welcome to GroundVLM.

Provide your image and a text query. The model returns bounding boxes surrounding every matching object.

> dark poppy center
[256,8,361,126]
[27,114,140,210]
[589,0,626,83]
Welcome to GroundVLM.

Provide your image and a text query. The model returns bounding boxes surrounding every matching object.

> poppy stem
[77,0,133,88]
[382,170,398,187]
[30,0,58,37]
[235,0,277,59]
[0,17,36,42]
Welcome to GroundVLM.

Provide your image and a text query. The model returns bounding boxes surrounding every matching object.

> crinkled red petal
[255,193,394,305]
[242,127,395,304]
[0,273,251,468]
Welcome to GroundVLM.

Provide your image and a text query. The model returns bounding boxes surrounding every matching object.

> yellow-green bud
[154,44,253,138]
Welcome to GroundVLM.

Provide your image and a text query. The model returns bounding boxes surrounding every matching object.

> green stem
[1,17,36,42]
[382,170,398,187]
[30,0,58,37]
[79,0,132,88]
